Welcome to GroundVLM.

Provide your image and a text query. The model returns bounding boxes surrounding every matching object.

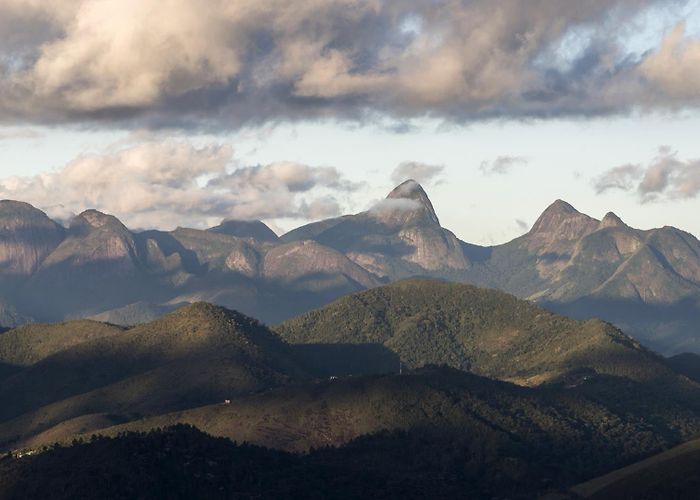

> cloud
[479,156,528,175]
[593,146,700,202]
[515,219,530,232]
[0,0,698,128]
[0,127,42,140]
[0,139,360,229]
[640,22,700,102]
[369,197,422,215]
[593,164,644,193]
[390,161,444,185]
[208,161,361,220]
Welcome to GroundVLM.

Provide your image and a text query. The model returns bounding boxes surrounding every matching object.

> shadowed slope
[0,303,308,447]
[0,422,591,500]
[33,367,700,497]
[277,279,676,386]
[0,200,65,279]
[572,436,700,499]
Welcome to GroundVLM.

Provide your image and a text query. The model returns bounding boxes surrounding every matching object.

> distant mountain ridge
[1,179,700,353]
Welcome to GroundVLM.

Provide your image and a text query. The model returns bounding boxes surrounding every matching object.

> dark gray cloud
[0,0,698,129]
[594,146,700,202]
[390,161,444,185]
[479,156,528,176]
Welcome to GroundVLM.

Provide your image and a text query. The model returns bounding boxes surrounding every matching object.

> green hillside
[277,279,675,386]
[0,320,124,366]
[0,303,308,449]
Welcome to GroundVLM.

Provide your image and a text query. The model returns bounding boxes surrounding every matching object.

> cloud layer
[0,0,699,128]
[0,139,359,229]
[594,146,700,202]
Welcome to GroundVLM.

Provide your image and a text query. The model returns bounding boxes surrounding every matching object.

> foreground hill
[277,279,676,386]
[10,367,700,499]
[1,297,700,496]
[89,366,700,455]
[0,303,307,449]
[0,423,576,500]
[572,436,700,499]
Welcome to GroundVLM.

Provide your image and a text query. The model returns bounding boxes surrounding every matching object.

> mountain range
[1,180,699,354]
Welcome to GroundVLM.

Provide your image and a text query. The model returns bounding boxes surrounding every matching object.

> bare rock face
[599,212,627,229]
[40,210,138,270]
[225,240,261,278]
[511,200,602,282]
[281,180,469,278]
[368,180,468,273]
[645,227,700,287]
[0,201,65,276]
[526,200,600,255]
[396,226,468,271]
[262,240,380,290]
[381,179,441,225]
[19,209,146,320]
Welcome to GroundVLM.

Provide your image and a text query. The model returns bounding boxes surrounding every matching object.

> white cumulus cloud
[0,138,360,229]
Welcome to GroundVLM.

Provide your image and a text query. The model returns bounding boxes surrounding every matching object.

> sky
[1,0,700,245]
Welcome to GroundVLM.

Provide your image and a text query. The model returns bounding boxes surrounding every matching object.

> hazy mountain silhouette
[1,180,699,353]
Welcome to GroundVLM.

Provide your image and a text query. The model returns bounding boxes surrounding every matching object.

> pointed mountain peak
[72,209,128,231]
[208,219,279,243]
[382,179,440,225]
[387,179,427,200]
[600,211,626,229]
[544,199,579,216]
[530,199,598,238]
